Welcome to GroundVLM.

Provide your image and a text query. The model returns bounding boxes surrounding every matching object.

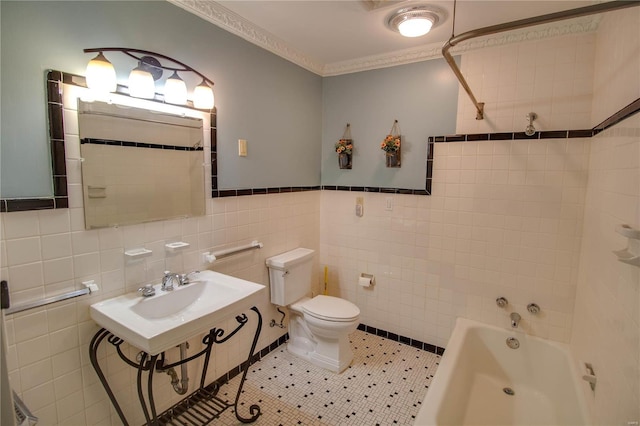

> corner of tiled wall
[570,6,640,424]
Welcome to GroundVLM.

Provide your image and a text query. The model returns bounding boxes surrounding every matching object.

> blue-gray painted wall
[321,60,459,189]
[1,1,458,198]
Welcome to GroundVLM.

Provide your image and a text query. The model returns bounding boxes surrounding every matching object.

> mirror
[78,100,206,229]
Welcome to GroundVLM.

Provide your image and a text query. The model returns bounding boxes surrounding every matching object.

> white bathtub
[414,318,590,425]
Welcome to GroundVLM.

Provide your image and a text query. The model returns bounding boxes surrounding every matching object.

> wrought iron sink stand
[89,306,262,425]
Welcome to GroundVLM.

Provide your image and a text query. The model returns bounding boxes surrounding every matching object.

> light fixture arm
[83,47,214,87]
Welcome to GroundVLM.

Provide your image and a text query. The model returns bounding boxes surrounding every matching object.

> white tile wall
[456,33,596,134]
[321,135,588,347]
[570,7,640,425]
[1,190,319,425]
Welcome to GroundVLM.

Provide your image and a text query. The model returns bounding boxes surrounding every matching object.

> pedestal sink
[90,270,265,355]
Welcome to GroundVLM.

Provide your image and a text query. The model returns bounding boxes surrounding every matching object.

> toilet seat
[301,295,360,322]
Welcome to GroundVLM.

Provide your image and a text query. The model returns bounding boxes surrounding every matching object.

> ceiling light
[387,6,441,38]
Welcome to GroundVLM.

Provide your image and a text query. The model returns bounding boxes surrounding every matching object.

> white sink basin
[90,271,265,355]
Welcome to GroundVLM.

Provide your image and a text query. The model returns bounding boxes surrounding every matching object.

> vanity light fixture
[164,71,188,105]
[83,47,215,109]
[387,5,442,38]
[85,52,117,93]
[128,62,156,99]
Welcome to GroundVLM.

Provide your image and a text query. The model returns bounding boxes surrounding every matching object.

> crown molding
[168,0,602,77]
[167,0,325,75]
[323,15,602,76]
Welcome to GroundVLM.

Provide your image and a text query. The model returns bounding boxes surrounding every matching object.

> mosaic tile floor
[215,330,441,425]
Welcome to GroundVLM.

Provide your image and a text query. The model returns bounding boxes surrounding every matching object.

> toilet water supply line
[269,266,330,328]
[442,0,640,120]
[270,307,286,328]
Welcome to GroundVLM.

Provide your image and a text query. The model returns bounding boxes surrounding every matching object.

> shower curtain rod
[442,0,640,120]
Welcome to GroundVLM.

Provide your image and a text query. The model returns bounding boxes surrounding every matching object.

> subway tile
[22,381,56,413]
[13,311,48,343]
[43,257,73,285]
[6,237,41,266]
[17,335,51,367]
[41,233,72,260]
[19,358,53,391]
[2,211,40,238]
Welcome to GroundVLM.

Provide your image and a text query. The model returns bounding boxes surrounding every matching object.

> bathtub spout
[510,312,521,328]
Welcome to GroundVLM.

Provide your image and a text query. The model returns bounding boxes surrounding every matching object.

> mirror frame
[0,70,217,213]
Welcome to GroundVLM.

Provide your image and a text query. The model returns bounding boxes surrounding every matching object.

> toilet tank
[265,248,315,306]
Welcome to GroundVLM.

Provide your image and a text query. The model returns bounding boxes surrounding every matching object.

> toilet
[266,248,360,373]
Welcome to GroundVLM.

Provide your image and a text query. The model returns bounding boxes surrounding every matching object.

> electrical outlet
[356,196,364,217]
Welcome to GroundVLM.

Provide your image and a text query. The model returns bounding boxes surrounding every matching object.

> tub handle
[582,362,596,391]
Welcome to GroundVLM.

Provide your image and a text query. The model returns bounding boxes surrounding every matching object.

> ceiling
[168,0,600,76]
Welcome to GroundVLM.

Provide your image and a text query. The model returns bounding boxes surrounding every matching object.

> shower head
[525,112,537,136]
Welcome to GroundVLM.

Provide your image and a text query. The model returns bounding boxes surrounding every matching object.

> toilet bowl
[266,249,360,373]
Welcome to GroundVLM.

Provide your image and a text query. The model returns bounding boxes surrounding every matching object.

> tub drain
[506,337,520,349]
[503,387,515,396]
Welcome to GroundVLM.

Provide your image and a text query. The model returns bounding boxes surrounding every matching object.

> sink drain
[503,387,515,396]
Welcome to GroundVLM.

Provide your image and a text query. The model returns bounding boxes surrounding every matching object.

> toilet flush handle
[282,270,289,277]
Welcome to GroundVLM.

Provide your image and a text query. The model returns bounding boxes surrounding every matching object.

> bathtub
[414,318,590,425]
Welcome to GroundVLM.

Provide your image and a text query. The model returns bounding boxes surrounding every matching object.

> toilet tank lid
[266,248,315,269]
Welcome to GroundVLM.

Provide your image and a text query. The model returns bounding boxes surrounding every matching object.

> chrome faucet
[510,312,521,328]
[161,271,180,291]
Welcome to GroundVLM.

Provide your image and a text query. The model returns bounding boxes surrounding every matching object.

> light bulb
[164,71,188,105]
[398,17,434,37]
[128,65,155,99]
[85,52,117,93]
[193,79,214,109]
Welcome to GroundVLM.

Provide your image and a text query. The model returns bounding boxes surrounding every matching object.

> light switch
[238,139,247,156]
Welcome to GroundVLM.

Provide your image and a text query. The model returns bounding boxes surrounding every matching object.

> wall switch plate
[238,139,247,156]
[385,197,393,211]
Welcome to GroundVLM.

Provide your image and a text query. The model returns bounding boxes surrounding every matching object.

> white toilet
[266,248,360,373]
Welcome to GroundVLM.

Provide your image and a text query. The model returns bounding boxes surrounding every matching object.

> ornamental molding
[168,0,602,77]
[167,0,325,75]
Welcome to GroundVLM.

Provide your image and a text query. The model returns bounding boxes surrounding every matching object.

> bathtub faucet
[510,312,521,328]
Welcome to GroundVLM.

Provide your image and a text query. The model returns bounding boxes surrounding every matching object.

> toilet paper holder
[359,273,375,287]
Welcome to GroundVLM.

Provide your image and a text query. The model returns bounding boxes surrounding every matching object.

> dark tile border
[211,332,288,387]
[5,70,638,214]
[1,69,216,213]
[428,128,596,143]
[593,98,640,132]
[357,323,445,356]
[81,138,204,151]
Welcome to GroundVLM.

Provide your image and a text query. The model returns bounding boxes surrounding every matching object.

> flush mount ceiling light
[387,6,442,38]
[84,47,215,109]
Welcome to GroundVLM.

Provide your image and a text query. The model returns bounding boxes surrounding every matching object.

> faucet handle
[179,271,200,286]
[137,284,156,297]
[496,297,509,308]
